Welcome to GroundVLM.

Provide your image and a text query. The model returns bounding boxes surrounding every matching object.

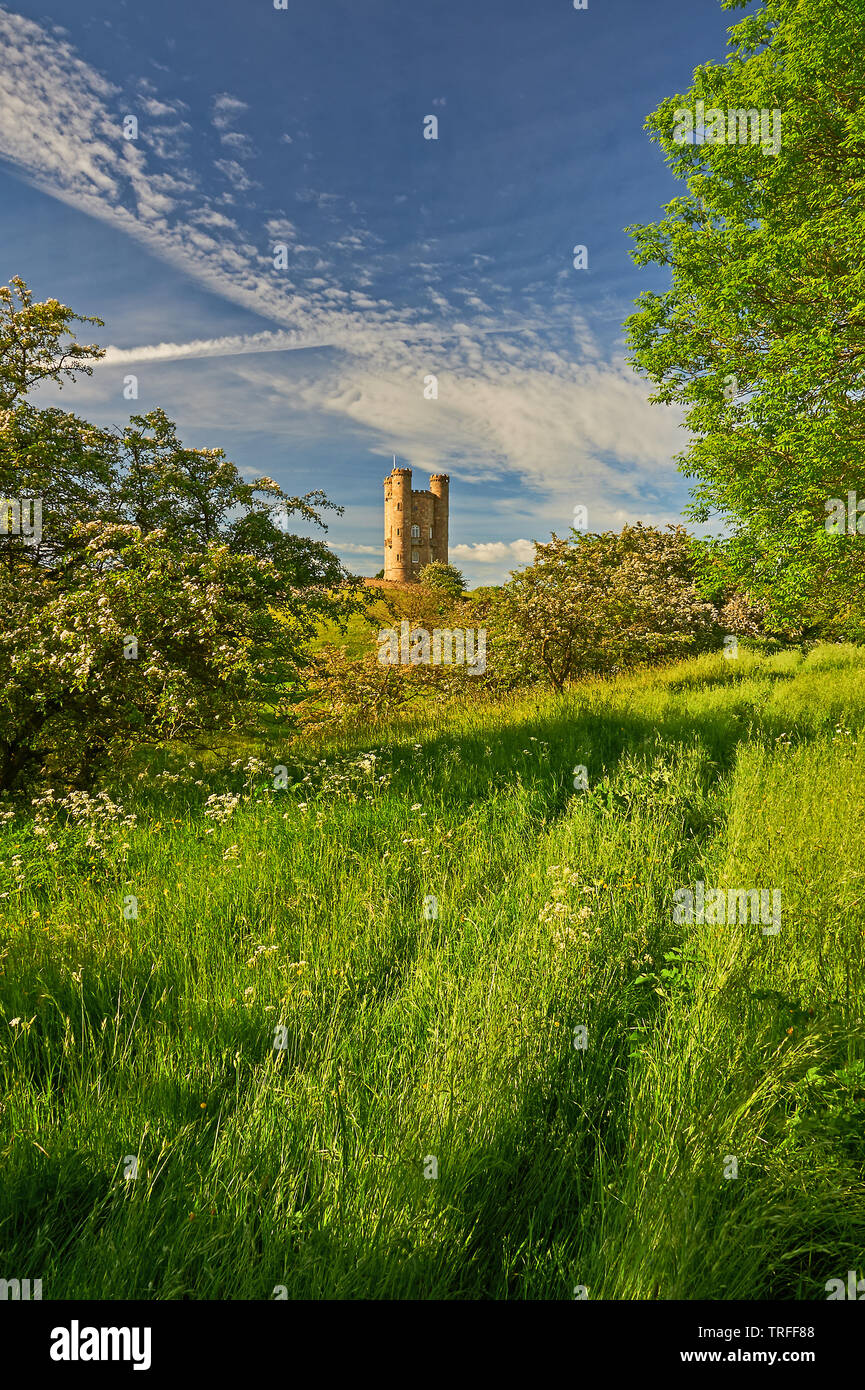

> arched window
[412,550,419,564]
[411,524,419,539]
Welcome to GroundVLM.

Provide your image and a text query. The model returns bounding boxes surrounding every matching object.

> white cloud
[450,540,535,565]
[219,131,256,157]
[0,11,121,200]
[101,328,333,365]
[264,217,298,241]
[142,123,192,164]
[140,96,187,118]
[191,207,239,231]
[211,93,248,130]
[0,9,687,540]
[213,158,259,193]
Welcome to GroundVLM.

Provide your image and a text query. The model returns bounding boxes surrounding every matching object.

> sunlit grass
[1,643,864,1298]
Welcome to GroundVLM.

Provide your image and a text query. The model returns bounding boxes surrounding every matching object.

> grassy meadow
[1,642,864,1299]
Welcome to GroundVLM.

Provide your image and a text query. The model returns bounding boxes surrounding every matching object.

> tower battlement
[383,463,449,583]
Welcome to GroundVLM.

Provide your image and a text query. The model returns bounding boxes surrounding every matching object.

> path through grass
[1,644,864,1298]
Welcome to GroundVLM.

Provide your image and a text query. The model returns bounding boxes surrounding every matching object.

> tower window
[396,503,401,511]
[411,524,419,539]
[429,527,433,538]
[396,527,400,536]
[412,550,419,564]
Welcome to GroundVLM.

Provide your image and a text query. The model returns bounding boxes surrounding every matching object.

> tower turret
[429,474,449,566]
[384,465,413,582]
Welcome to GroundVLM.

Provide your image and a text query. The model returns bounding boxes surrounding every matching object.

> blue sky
[0,0,733,584]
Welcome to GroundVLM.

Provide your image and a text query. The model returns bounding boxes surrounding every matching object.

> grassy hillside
[1,644,864,1299]
[308,583,490,659]
[310,604,389,659]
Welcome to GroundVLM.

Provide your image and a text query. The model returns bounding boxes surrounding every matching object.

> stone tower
[383,462,449,582]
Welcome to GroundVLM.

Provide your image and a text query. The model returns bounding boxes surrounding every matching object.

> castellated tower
[430,474,449,565]
[383,463,449,582]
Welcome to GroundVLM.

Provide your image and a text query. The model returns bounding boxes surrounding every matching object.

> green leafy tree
[0,280,360,789]
[490,525,719,691]
[418,561,465,598]
[0,275,104,408]
[625,0,865,635]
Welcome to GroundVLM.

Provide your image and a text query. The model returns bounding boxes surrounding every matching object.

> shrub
[487,524,721,691]
[418,561,465,598]
[0,280,361,789]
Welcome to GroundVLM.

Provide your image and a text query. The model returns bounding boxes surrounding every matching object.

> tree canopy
[625,0,865,637]
[418,561,466,598]
[0,279,360,789]
[489,525,719,691]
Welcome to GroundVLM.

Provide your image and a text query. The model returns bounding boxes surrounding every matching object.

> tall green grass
[1,644,864,1298]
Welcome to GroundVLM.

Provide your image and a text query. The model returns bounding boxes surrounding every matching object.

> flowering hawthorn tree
[0,278,360,789]
[489,524,720,691]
